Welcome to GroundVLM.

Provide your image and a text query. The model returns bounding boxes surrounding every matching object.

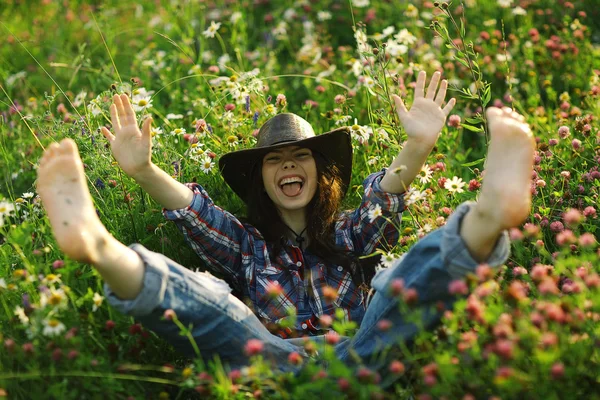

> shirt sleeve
[162,183,253,289]
[337,169,406,255]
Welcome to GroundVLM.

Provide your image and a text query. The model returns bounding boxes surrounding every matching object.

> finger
[434,79,448,106]
[120,94,136,125]
[442,98,456,116]
[113,94,125,119]
[425,71,441,100]
[100,127,116,142]
[414,71,426,98]
[141,117,153,143]
[110,104,121,131]
[392,94,409,122]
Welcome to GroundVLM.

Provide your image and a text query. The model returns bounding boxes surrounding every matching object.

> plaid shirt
[163,170,405,338]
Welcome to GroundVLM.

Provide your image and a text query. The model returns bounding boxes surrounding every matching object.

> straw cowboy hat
[218,113,353,203]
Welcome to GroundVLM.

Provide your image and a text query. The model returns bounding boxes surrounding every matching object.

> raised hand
[392,71,456,147]
[101,94,153,179]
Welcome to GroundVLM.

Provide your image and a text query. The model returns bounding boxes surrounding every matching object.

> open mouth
[279,176,305,197]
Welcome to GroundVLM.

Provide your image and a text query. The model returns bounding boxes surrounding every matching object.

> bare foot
[477,107,535,230]
[37,139,112,264]
[460,107,535,262]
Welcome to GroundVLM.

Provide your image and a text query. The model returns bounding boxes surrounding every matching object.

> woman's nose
[282,160,296,169]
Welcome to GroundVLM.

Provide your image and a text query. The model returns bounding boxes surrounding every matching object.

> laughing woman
[36,71,535,373]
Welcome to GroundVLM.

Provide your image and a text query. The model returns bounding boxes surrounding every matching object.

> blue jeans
[104,202,509,373]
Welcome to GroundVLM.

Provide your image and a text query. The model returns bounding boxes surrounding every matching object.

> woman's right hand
[101,94,153,179]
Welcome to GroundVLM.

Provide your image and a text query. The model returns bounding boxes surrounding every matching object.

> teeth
[280,177,303,185]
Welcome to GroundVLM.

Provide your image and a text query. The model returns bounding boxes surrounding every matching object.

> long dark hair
[241,150,378,291]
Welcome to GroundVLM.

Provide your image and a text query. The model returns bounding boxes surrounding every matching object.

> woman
[36,71,535,373]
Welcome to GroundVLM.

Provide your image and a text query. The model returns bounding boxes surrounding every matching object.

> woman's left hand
[392,70,456,147]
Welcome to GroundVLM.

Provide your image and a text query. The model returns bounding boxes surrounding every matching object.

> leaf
[461,123,484,132]
[465,116,483,124]
[460,158,485,167]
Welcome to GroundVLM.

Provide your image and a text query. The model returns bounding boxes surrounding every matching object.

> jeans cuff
[103,244,168,316]
[442,201,510,280]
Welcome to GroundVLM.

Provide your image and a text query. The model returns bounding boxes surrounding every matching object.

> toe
[46,142,60,157]
[60,138,78,154]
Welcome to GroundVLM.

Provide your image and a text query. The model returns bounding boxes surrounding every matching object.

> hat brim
[218,127,353,203]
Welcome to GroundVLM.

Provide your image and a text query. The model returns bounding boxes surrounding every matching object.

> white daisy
[368,204,383,223]
[203,21,222,38]
[151,126,163,137]
[352,0,369,7]
[22,192,34,199]
[170,127,186,136]
[14,306,29,325]
[379,252,400,269]
[132,96,153,112]
[199,155,215,174]
[166,113,184,120]
[42,318,66,337]
[92,292,104,312]
[444,176,466,194]
[0,278,6,289]
[418,165,433,184]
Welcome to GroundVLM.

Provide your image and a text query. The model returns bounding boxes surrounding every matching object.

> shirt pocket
[255,268,298,322]
[325,264,364,310]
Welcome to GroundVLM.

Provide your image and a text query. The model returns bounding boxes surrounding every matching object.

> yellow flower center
[138,99,148,106]
[49,294,63,305]
[48,319,60,327]
[227,135,238,143]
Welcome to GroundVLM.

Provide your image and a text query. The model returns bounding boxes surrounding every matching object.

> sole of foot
[37,138,111,264]
[477,107,535,230]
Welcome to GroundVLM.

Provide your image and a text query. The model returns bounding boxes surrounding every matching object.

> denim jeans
[104,201,509,374]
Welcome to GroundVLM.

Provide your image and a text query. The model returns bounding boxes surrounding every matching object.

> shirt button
[273,280,278,284]
[301,323,308,329]
[296,261,302,267]
[337,266,343,272]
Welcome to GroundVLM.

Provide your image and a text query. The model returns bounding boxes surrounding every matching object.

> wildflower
[380,253,400,269]
[42,318,66,337]
[288,351,303,365]
[418,165,433,184]
[352,0,370,7]
[92,292,104,312]
[558,126,570,139]
[0,278,5,289]
[551,363,565,379]
[14,306,29,325]
[244,339,264,356]
[163,309,176,321]
[317,11,332,21]
[203,21,222,38]
[389,278,405,296]
[444,176,466,193]
[40,287,68,309]
[42,274,62,285]
[170,127,186,136]
[132,96,152,112]
[166,113,184,120]
[337,377,351,392]
[226,135,239,147]
[368,204,383,223]
[572,139,582,151]
[230,11,242,23]
[265,281,283,298]
[448,279,469,295]
[22,192,34,199]
[497,0,513,7]
[0,200,15,227]
[199,156,215,174]
[447,115,461,127]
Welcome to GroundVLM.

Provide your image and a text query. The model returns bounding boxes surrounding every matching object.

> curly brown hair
[241,150,379,290]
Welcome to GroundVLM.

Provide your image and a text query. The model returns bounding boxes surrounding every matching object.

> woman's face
[261,145,318,213]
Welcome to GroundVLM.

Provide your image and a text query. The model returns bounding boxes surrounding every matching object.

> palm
[393,71,456,146]
[101,94,152,178]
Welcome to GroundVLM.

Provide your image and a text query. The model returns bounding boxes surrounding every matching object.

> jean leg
[335,201,510,369]
[103,244,305,372]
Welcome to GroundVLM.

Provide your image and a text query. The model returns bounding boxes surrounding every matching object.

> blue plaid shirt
[163,170,405,337]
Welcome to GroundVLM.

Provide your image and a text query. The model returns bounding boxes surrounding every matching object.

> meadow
[1,0,600,398]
